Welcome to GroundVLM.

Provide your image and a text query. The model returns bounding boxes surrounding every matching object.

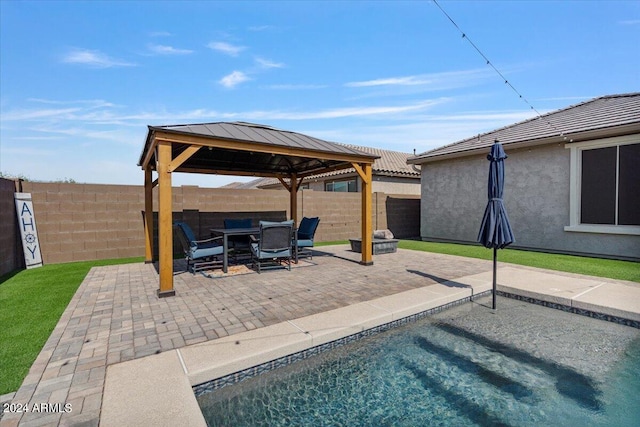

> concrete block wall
[22,182,147,264]
[0,182,419,267]
[297,190,362,241]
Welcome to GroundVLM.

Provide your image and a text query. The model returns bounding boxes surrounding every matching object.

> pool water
[197,296,640,427]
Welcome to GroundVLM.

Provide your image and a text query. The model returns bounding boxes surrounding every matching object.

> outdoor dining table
[211,225,300,273]
[210,227,259,273]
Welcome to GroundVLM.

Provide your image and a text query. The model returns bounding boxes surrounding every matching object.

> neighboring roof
[340,144,420,177]
[239,144,420,189]
[408,93,640,164]
[230,178,271,190]
[218,181,250,189]
[138,122,379,178]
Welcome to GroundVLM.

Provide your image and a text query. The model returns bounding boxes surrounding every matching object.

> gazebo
[138,122,380,297]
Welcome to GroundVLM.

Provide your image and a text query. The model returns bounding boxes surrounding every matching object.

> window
[566,135,640,235]
[618,143,640,225]
[580,146,617,224]
[325,179,357,192]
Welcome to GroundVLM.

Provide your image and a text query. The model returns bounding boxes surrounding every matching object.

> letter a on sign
[14,192,43,269]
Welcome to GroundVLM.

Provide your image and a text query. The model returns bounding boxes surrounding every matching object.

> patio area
[2,245,639,426]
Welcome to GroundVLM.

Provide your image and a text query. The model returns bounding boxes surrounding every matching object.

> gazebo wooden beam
[276,175,291,191]
[175,163,357,178]
[168,145,201,172]
[276,174,302,225]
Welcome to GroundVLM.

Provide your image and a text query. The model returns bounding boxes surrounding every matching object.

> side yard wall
[0,178,22,276]
[0,182,419,267]
[419,143,640,260]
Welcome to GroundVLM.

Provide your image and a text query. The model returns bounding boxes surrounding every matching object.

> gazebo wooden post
[290,172,298,225]
[143,166,154,263]
[360,163,373,265]
[352,162,373,266]
[157,140,175,297]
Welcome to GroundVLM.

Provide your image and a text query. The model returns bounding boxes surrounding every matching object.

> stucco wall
[420,143,640,260]
[371,176,421,195]
[279,174,420,195]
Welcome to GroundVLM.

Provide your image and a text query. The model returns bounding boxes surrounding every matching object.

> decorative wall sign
[14,192,43,269]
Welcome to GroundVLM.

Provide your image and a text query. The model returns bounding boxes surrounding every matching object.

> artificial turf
[0,257,143,395]
[397,240,640,283]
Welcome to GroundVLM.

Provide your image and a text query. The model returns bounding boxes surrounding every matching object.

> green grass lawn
[398,240,640,282]
[320,239,639,282]
[0,257,143,396]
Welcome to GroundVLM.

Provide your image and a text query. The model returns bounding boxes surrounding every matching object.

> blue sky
[1,1,638,187]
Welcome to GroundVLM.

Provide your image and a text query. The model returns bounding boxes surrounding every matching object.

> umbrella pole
[492,247,497,310]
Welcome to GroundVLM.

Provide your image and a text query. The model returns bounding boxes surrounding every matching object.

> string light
[432,0,569,141]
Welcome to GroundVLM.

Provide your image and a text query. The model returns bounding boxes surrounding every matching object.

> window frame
[324,178,358,193]
[565,134,640,235]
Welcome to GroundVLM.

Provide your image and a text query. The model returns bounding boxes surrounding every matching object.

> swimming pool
[196,296,640,426]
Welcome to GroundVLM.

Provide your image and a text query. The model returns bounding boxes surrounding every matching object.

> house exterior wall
[371,176,421,195]
[268,174,420,195]
[419,143,640,260]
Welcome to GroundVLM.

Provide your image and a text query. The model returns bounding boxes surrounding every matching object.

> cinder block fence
[0,178,419,276]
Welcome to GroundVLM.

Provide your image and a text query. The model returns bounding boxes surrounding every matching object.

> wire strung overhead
[432,0,570,141]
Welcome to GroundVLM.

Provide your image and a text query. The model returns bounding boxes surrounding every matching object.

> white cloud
[302,109,539,154]
[207,41,246,56]
[248,25,276,32]
[346,69,495,90]
[61,48,136,68]
[219,71,251,88]
[1,107,81,121]
[256,100,443,120]
[27,98,118,108]
[265,84,328,90]
[0,94,541,184]
[347,76,433,87]
[148,44,194,55]
[255,57,284,69]
[1,98,447,127]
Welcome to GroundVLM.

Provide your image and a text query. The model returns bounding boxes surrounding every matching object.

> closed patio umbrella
[477,140,515,309]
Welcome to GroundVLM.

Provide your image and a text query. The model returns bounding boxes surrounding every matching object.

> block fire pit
[349,237,399,255]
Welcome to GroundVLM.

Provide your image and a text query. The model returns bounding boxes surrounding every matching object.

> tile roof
[238,144,420,188]
[319,144,420,178]
[408,93,640,163]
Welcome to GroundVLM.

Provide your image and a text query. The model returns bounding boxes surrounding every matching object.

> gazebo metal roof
[139,122,379,178]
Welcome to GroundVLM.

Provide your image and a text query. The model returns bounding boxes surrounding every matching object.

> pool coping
[99,266,640,427]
